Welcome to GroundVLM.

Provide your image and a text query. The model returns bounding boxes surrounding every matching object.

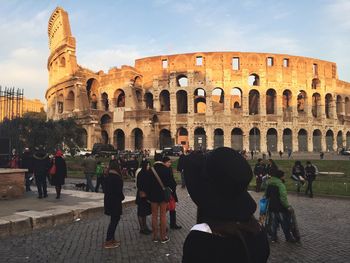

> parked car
[92,143,116,157]
[339,148,350,155]
[162,145,184,156]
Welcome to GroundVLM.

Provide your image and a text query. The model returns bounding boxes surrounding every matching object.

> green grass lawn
[65,157,350,196]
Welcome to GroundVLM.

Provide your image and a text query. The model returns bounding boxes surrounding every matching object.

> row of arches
[94,127,350,152]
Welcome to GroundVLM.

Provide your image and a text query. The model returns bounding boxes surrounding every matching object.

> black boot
[56,186,61,199]
[170,211,182,230]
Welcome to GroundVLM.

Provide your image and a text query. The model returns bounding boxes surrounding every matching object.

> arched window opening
[177,127,189,151]
[313,129,322,152]
[60,57,66,67]
[78,129,88,148]
[212,88,224,112]
[194,88,206,113]
[101,92,109,111]
[312,78,320,89]
[100,114,111,125]
[86,78,99,109]
[267,128,277,152]
[101,130,109,144]
[266,89,276,115]
[134,76,142,88]
[177,75,188,87]
[57,94,64,114]
[336,95,343,118]
[325,94,333,119]
[160,90,170,111]
[91,94,98,109]
[132,128,143,150]
[214,128,224,149]
[337,131,343,150]
[135,89,142,103]
[249,90,260,115]
[176,90,188,113]
[283,129,292,152]
[65,91,74,112]
[249,128,261,152]
[248,74,260,86]
[144,92,154,109]
[345,97,350,116]
[326,130,334,151]
[113,129,125,150]
[312,93,321,118]
[283,90,292,112]
[160,129,172,149]
[231,128,243,151]
[230,88,242,109]
[194,127,206,150]
[346,131,350,149]
[297,90,307,113]
[298,129,308,152]
[114,89,125,107]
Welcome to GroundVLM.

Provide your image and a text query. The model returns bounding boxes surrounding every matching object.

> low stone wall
[0,169,27,199]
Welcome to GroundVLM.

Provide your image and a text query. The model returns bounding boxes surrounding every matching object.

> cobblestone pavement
[0,184,349,263]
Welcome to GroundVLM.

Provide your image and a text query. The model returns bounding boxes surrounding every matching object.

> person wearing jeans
[82,154,97,192]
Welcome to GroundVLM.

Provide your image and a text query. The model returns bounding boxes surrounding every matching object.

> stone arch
[248,73,260,86]
[337,131,343,150]
[249,128,261,152]
[283,90,292,112]
[214,128,224,149]
[325,93,333,119]
[134,76,142,88]
[131,128,143,150]
[297,90,307,114]
[312,78,321,89]
[312,93,321,118]
[57,94,64,114]
[298,129,308,152]
[313,129,322,152]
[345,97,350,116]
[177,127,189,151]
[159,129,172,149]
[266,89,276,115]
[336,95,343,117]
[176,90,188,113]
[230,88,242,109]
[194,127,206,150]
[176,74,188,87]
[194,88,206,113]
[267,128,277,152]
[101,92,109,111]
[65,90,74,112]
[144,92,154,109]
[326,130,334,151]
[249,90,260,115]
[231,128,243,151]
[114,89,125,107]
[135,89,142,103]
[86,78,99,109]
[101,130,109,144]
[113,129,125,150]
[212,88,224,112]
[78,128,88,148]
[100,114,112,125]
[347,131,350,149]
[60,57,66,67]
[160,90,170,111]
[283,128,292,151]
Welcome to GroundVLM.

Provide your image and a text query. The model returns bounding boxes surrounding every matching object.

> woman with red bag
[50,150,67,199]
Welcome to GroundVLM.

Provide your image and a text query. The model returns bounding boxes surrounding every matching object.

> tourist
[304,161,316,198]
[146,153,172,243]
[177,150,186,188]
[254,158,265,192]
[287,148,292,159]
[103,161,125,249]
[320,151,324,160]
[268,150,272,158]
[50,150,67,199]
[9,148,20,168]
[182,147,269,262]
[82,153,97,192]
[21,148,33,192]
[163,156,182,230]
[291,161,305,193]
[278,150,283,158]
[265,169,297,243]
[95,161,104,193]
[32,146,50,199]
[135,160,152,235]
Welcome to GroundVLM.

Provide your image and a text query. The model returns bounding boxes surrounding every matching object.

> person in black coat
[32,146,50,199]
[182,147,270,263]
[146,153,172,243]
[177,151,186,188]
[135,160,152,235]
[21,148,33,192]
[103,160,125,249]
[254,158,265,192]
[50,150,67,199]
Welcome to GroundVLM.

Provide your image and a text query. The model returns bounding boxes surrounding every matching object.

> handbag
[151,167,172,202]
[168,195,176,211]
[49,159,56,176]
[259,196,268,215]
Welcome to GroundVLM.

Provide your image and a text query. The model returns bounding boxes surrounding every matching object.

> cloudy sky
[0,0,350,102]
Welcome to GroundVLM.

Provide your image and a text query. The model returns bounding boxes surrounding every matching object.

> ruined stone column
[206,126,213,150]
[224,126,231,147]
[260,128,267,153]
[292,130,298,152]
[277,129,283,152]
[243,128,249,152]
[307,129,313,152]
[260,93,266,116]
[74,82,81,111]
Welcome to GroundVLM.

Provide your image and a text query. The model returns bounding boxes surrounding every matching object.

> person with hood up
[50,150,67,199]
[32,146,50,199]
[182,147,269,263]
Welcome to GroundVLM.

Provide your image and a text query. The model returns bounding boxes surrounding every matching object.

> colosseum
[46,7,350,153]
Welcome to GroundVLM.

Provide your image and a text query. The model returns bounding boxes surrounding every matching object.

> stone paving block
[0,214,32,236]
[45,209,74,226]
[15,210,55,230]
[0,219,10,237]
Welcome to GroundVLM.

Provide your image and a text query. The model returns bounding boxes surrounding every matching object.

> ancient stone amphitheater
[46,7,350,153]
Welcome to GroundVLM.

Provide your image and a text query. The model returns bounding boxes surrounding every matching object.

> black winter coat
[50,156,67,186]
[21,152,33,173]
[135,168,151,205]
[104,171,125,216]
[33,152,50,177]
[146,162,173,203]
